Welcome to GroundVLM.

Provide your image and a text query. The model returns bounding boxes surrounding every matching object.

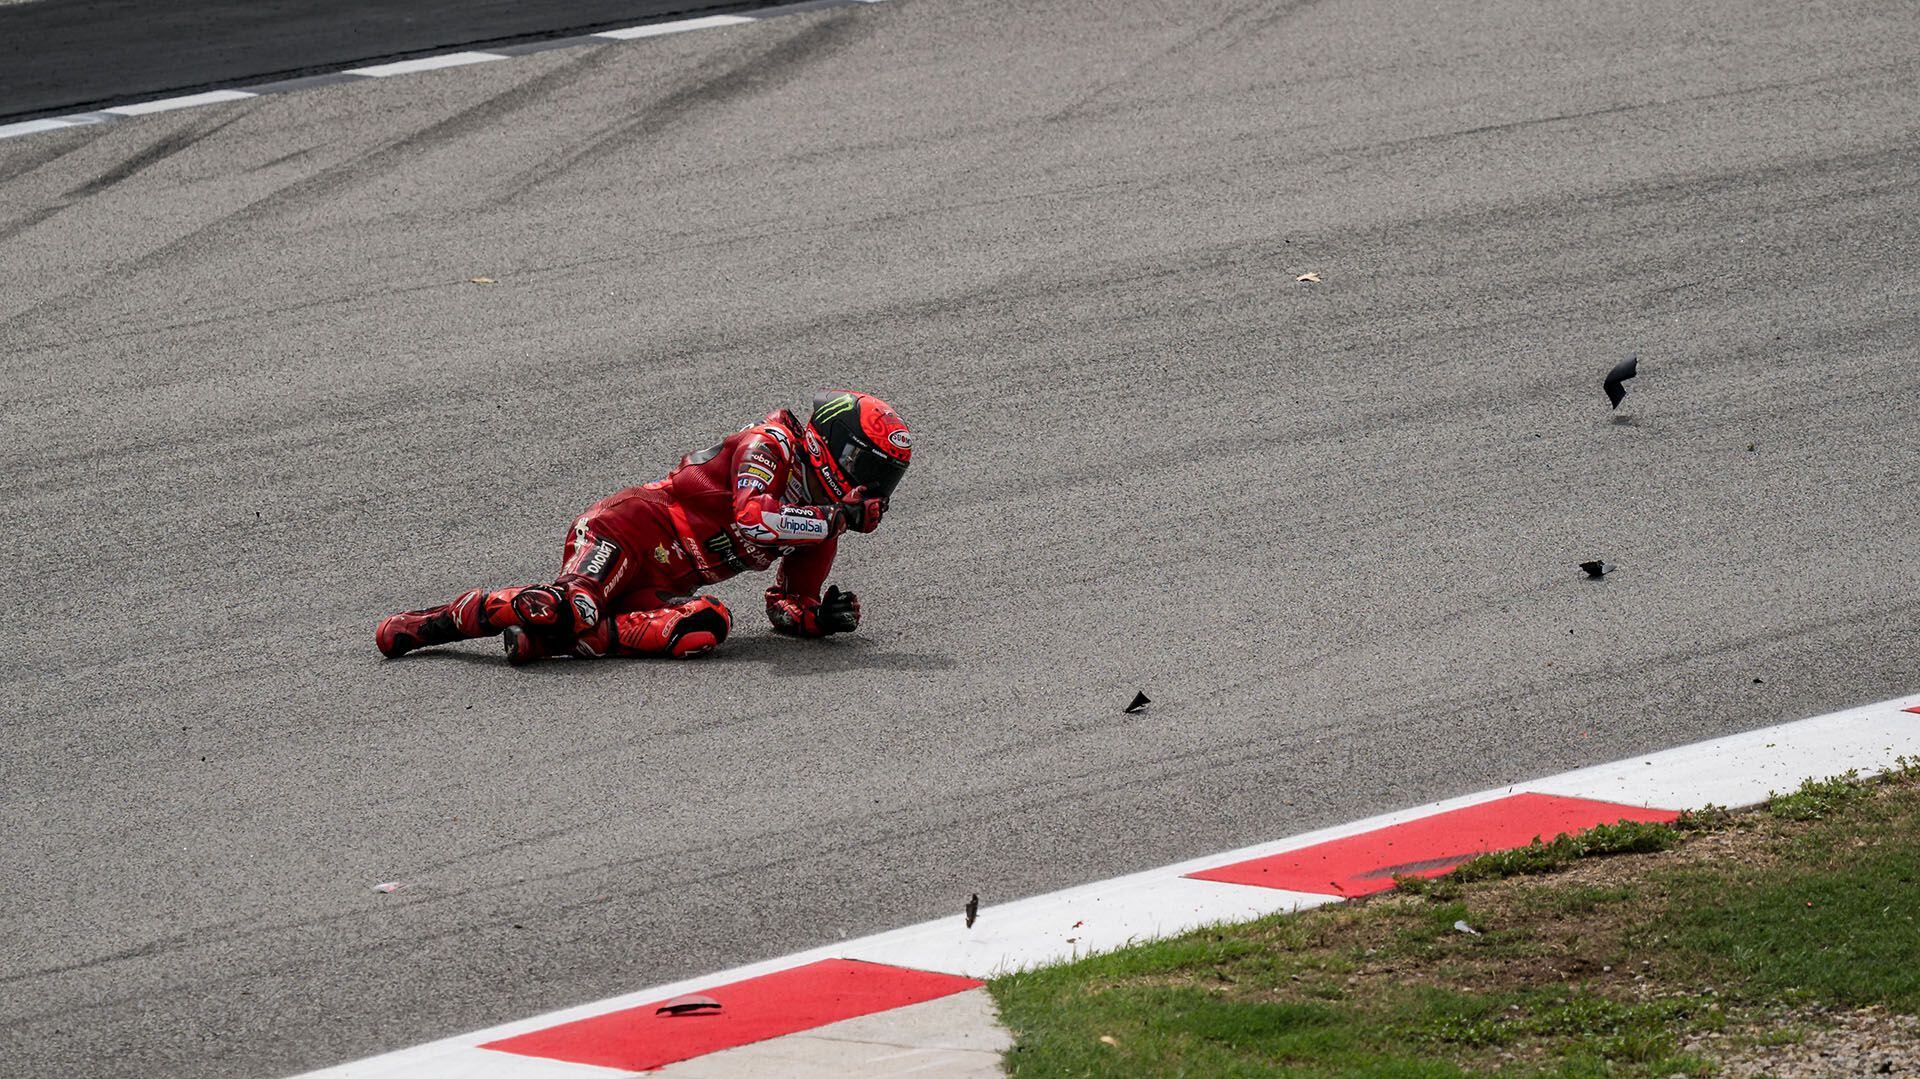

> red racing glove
[765,584,861,637]
[839,487,886,534]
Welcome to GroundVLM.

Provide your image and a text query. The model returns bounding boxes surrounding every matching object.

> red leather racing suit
[560,408,842,620]
[375,402,891,661]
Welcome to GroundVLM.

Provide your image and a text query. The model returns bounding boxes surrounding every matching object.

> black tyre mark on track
[1049,0,1324,122]
[0,114,246,280]
[0,47,621,335]
[0,111,246,251]
[250,40,635,217]
[63,112,245,200]
[245,146,318,173]
[0,203,62,245]
[500,14,872,201]
[0,126,101,185]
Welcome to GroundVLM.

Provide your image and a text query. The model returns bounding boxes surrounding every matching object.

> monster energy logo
[703,531,746,571]
[814,394,858,424]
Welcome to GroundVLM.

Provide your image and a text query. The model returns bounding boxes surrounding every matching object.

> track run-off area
[3,0,1917,1075]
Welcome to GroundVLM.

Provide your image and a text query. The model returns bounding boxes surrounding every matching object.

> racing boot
[376,589,486,658]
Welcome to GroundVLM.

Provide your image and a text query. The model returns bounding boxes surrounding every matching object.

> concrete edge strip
[0,0,891,142]
[294,691,1920,1077]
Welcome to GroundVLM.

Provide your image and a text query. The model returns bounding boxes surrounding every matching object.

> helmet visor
[839,441,909,500]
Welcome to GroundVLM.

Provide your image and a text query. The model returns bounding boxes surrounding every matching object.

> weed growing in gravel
[1393,817,1682,898]
[1675,803,1734,831]
[1767,769,1869,820]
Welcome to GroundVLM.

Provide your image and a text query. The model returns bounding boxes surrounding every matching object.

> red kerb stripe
[481,958,981,1072]
[1186,792,1680,897]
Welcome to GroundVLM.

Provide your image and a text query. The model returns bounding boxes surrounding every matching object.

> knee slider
[670,596,731,658]
[616,596,730,658]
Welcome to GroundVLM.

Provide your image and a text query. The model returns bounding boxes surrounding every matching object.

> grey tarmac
[1,0,1916,1075]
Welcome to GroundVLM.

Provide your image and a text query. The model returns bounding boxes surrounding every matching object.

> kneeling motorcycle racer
[375,390,911,665]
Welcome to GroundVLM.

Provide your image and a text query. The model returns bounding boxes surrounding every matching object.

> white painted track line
[345,52,507,77]
[297,692,1920,1078]
[101,89,258,115]
[0,118,82,138]
[593,15,758,41]
[1,0,899,143]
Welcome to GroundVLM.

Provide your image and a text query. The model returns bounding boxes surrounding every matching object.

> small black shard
[655,994,722,1016]
[1579,560,1615,579]
[1604,356,1638,410]
[965,893,979,929]
[1124,691,1151,714]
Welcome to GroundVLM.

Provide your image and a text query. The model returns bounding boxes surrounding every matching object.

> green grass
[992,771,1920,1077]
[1393,818,1682,899]
[1764,770,1869,821]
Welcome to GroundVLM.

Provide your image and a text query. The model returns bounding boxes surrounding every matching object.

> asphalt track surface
[0,0,785,121]
[3,0,1917,1075]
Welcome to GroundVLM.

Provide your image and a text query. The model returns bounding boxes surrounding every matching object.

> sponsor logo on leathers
[571,591,599,628]
[581,540,619,580]
[769,511,828,537]
[804,429,849,498]
[703,531,753,573]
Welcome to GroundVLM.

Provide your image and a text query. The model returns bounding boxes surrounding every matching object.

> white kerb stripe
[839,876,1338,980]
[0,118,80,139]
[102,90,258,116]
[594,14,757,40]
[346,52,507,77]
[1528,695,1920,809]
